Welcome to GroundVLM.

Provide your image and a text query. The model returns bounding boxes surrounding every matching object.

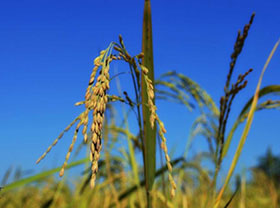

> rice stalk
[214,38,280,208]
[115,71,145,208]
[104,119,121,208]
[213,13,256,193]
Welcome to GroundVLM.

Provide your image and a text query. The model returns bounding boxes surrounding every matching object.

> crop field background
[0,0,280,207]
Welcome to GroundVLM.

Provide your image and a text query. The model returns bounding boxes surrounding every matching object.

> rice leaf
[222,85,280,159]
[1,158,90,193]
[141,0,156,203]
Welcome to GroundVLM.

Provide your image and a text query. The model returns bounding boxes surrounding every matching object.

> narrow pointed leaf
[141,0,156,195]
[1,158,90,193]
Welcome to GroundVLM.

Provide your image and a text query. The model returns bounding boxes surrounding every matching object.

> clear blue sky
[1,0,280,183]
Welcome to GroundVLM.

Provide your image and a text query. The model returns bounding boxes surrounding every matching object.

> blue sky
[0,0,280,183]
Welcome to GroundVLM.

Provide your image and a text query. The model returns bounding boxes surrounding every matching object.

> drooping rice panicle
[36,47,114,182]
[36,115,80,164]
[88,53,113,188]
[59,120,83,177]
[36,38,176,197]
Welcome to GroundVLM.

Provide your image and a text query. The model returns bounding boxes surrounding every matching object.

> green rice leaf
[222,85,280,159]
[1,158,90,193]
[141,0,156,199]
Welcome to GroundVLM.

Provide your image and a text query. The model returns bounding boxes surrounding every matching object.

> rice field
[1,1,280,208]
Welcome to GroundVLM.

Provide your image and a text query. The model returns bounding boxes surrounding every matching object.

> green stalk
[115,72,144,208]
[141,0,156,206]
